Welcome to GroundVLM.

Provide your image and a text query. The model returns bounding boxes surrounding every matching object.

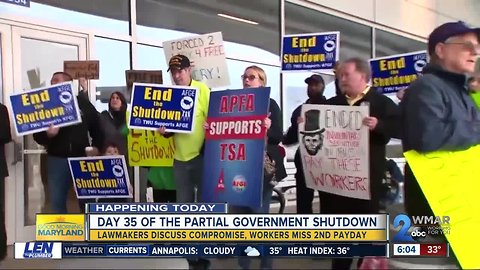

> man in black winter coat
[283,74,327,214]
[33,72,104,213]
[0,103,11,260]
[325,58,400,270]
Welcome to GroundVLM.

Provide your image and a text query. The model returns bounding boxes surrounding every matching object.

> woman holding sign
[231,66,286,270]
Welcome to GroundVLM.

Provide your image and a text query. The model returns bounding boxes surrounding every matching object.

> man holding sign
[158,55,210,203]
[321,58,400,270]
[401,21,480,268]
[158,55,210,269]
[33,72,104,214]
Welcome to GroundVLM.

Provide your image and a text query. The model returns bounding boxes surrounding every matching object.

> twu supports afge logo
[393,214,451,242]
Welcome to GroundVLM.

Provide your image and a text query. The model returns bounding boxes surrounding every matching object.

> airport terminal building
[0,0,478,248]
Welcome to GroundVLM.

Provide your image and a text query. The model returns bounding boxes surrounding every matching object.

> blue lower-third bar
[62,243,387,258]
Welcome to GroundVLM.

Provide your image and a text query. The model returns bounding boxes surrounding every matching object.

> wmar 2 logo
[393,214,450,242]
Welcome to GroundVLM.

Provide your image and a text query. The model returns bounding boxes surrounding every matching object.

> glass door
[9,25,88,241]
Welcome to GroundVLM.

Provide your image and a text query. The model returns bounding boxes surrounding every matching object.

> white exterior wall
[307,0,480,38]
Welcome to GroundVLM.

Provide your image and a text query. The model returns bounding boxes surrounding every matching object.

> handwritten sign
[8,82,81,136]
[125,70,163,93]
[163,32,230,88]
[404,146,480,270]
[369,51,427,93]
[64,60,100,79]
[282,32,339,71]
[68,155,132,199]
[299,104,370,200]
[128,83,198,133]
[127,129,175,167]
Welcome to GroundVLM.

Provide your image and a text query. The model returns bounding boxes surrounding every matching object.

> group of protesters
[0,20,478,269]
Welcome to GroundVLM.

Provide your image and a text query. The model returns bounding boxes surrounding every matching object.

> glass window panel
[375,29,426,58]
[0,0,130,36]
[285,2,372,60]
[136,44,171,85]
[94,37,130,112]
[136,0,280,56]
[19,36,80,222]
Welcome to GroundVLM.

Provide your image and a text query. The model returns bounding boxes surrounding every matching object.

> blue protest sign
[8,82,81,136]
[370,50,427,93]
[128,83,198,133]
[282,32,339,71]
[0,0,30,7]
[202,88,271,208]
[68,156,132,199]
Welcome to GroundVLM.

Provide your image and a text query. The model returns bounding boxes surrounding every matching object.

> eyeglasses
[241,74,258,81]
[443,41,480,53]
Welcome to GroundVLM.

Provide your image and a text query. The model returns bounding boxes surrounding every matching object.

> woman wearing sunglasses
[232,66,287,270]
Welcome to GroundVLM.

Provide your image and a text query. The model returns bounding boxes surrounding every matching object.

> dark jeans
[153,189,176,203]
[173,156,203,203]
[47,156,96,213]
[332,257,363,270]
[295,171,320,214]
[173,156,207,268]
[0,177,6,259]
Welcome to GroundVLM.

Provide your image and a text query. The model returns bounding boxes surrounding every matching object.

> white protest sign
[298,104,370,200]
[163,32,230,88]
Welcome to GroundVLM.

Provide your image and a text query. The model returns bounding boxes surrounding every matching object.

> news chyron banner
[8,82,81,136]
[202,88,270,208]
[68,155,132,199]
[282,32,339,72]
[85,203,387,242]
[369,50,427,94]
[128,83,197,133]
[36,214,85,242]
[14,242,387,259]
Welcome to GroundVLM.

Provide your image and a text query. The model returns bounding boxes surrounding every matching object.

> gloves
[120,124,129,137]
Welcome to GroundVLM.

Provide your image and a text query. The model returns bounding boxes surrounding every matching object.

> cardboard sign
[127,129,174,167]
[125,70,163,93]
[163,32,230,88]
[64,60,99,79]
[404,147,480,269]
[299,104,370,200]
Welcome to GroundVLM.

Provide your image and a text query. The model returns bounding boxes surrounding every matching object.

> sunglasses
[241,74,258,81]
[443,41,480,53]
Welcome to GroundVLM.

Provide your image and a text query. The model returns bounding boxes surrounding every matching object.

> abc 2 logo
[393,214,427,242]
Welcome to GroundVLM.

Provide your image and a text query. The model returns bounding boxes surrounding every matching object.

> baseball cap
[305,74,325,85]
[428,21,480,55]
[167,54,191,72]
